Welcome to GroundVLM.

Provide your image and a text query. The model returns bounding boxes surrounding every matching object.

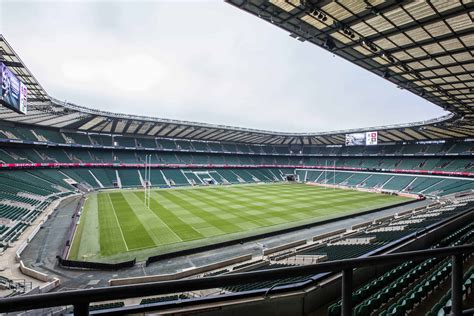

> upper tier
[0,122,474,156]
[0,121,473,157]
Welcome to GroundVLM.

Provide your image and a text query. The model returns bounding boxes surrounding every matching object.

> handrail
[0,245,472,315]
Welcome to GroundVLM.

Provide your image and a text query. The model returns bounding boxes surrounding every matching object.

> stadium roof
[0,36,49,103]
[226,0,473,116]
[0,1,473,146]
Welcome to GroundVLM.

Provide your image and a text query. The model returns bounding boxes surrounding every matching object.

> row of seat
[0,204,29,221]
[354,258,441,315]
[88,302,124,311]
[140,294,187,305]
[224,263,312,293]
[381,262,452,315]
[328,219,474,316]
[327,261,417,316]
[301,243,384,261]
[428,268,474,316]
[360,221,474,316]
[0,222,28,243]
[2,143,473,173]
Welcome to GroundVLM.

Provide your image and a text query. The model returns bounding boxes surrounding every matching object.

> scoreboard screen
[0,62,28,114]
[365,131,378,145]
[345,133,366,146]
[345,131,378,146]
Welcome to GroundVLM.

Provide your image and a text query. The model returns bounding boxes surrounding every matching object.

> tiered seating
[31,170,75,191]
[183,172,202,185]
[300,243,383,261]
[148,170,169,187]
[140,294,187,305]
[382,261,453,315]
[382,176,415,191]
[223,143,238,152]
[0,172,60,196]
[157,139,176,150]
[233,169,256,182]
[136,137,157,148]
[117,169,141,187]
[327,221,473,316]
[0,149,17,163]
[90,134,112,146]
[93,151,114,162]
[424,179,474,196]
[428,268,474,316]
[114,151,138,163]
[250,169,273,182]
[176,140,192,150]
[208,142,223,152]
[115,137,136,147]
[63,132,91,145]
[0,225,8,234]
[349,227,411,243]
[89,302,125,311]
[62,169,100,188]
[406,177,442,193]
[156,152,180,164]
[0,204,29,221]
[189,141,208,152]
[224,263,312,293]
[191,154,209,164]
[91,169,116,187]
[217,170,241,183]
[239,144,254,153]
[162,169,189,186]
[328,260,418,316]
[12,126,38,142]
[1,223,29,243]
[34,129,65,143]
[343,173,371,186]
[360,174,391,188]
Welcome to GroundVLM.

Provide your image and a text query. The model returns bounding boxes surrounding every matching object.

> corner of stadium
[0,1,473,315]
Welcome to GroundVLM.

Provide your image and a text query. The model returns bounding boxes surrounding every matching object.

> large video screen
[345,131,378,146]
[0,62,27,114]
[345,133,366,146]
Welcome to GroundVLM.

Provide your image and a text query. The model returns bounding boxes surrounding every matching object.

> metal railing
[0,245,472,316]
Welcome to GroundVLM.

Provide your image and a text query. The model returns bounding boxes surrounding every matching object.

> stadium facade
[0,0,473,314]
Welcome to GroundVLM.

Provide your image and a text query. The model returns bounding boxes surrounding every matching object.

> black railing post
[73,302,89,316]
[341,268,353,316]
[451,254,462,316]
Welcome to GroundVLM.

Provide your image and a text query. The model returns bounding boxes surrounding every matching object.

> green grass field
[68,183,412,262]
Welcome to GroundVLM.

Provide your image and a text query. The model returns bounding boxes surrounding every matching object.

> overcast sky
[1,0,446,132]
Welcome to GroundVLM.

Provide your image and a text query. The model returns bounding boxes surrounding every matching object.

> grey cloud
[1,0,446,132]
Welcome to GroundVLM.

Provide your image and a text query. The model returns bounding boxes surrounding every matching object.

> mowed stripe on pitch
[123,192,182,246]
[145,191,204,241]
[164,189,242,235]
[73,183,411,260]
[108,192,155,250]
[97,193,128,256]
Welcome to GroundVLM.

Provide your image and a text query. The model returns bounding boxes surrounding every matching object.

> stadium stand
[0,0,473,312]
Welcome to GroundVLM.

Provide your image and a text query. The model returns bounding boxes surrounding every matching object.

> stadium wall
[56,256,136,270]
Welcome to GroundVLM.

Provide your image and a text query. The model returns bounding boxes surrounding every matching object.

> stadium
[0,0,473,315]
